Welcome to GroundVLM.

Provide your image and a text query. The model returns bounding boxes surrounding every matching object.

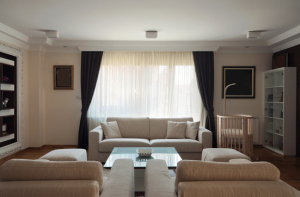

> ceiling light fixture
[45,30,59,38]
[146,31,157,39]
[247,31,260,39]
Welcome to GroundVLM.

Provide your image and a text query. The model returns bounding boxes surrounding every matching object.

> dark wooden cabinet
[0,52,17,147]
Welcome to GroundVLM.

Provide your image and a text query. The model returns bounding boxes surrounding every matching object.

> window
[87,52,205,130]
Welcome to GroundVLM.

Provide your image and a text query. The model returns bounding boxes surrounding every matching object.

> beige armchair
[0,158,134,197]
[145,159,296,197]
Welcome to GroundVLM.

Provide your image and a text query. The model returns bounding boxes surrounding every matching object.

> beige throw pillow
[166,121,187,139]
[100,121,122,139]
[186,121,200,140]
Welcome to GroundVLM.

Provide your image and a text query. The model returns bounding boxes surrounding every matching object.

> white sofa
[145,159,298,197]
[0,158,135,197]
[89,117,212,162]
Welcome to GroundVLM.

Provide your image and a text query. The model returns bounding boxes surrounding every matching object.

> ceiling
[0,0,300,42]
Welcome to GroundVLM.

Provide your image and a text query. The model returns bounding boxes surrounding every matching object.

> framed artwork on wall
[53,65,74,90]
[222,66,256,99]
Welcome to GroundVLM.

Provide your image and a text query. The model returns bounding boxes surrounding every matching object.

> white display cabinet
[263,67,296,155]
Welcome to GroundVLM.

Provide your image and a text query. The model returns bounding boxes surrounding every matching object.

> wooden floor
[1,145,300,191]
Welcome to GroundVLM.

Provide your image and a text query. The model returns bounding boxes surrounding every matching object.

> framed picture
[53,65,74,90]
[222,66,255,98]
[268,122,273,133]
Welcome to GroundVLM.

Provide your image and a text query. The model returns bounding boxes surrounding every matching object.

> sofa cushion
[150,117,193,139]
[150,139,202,153]
[100,121,123,139]
[99,138,150,152]
[166,121,187,139]
[107,117,150,139]
[186,121,200,140]
[0,180,100,197]
[202,148,251,162]
[39,149,87,161]
[0,159,103,190]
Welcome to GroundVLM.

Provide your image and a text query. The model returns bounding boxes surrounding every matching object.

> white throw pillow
[186,121,200,140]
[100,121,122,139]
[165,121,187,139]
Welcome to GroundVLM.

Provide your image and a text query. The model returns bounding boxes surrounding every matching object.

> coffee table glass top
[104,147,181,169]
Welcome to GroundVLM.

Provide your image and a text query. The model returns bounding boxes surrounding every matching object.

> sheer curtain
[88,52,206,130]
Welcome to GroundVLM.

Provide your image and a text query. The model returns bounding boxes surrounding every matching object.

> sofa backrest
[107,117,150,139]
[0,159,103,190]
[149,117,193,139]
[175,160,280,193]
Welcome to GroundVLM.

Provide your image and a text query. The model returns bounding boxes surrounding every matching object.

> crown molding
[0,31,29,50]
[272,37,300,53]
[0,23,29,43]
[78,45,220,52]
[268,25,300,46]
[216,47,272,54]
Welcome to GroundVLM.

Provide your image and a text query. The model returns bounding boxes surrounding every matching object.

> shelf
[274,132,283,137]
[273,117,283,120]
[265,87,273,89]
[265,116,273,119]
[0,115,15,137]
[273,102,283,104]
[0,90,15,110]
[265,130,273,134]
[274,86,283,88]
[264,145,283,155]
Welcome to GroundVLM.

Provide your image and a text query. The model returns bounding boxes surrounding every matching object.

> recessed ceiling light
[63,46,68,48]
[245,46,250,48]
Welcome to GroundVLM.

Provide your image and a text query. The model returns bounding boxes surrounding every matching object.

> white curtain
[88,52,206,130]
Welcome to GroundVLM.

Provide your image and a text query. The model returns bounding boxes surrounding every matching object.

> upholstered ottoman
[201,148,251,162]
[40,149,87,161]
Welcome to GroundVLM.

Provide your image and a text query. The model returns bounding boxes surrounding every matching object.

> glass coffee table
[104,147,182,169]
[104,147,181,192]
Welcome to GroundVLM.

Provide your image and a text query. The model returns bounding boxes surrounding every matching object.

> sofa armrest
[198,126,212,149]
[100,159,134,197]
[145,159,177,197]
[89,126,104,161]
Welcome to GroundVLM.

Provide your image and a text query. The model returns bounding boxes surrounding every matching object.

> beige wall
[43,52,81,145]
[214,53,272,144]
[0,41,273,147]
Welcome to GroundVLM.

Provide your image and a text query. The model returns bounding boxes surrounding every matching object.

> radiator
[214,117,258,144]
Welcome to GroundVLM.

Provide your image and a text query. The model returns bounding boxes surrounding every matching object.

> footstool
[201,148,251,162]
[39,149,87,161]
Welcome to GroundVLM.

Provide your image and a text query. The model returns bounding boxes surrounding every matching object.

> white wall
[214,53,272,144]
[43,52,81,145]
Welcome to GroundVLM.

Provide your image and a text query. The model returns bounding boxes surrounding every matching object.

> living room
[0,0,300,196]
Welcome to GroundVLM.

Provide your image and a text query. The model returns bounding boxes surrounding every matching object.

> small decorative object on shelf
[268,105,273,116]
[267,94,273,102]
[269,141,273,147]
[2,124,7,132]
[280,110,283,118]
[136,148,154,157]
[278,92,283,102]
[275,129,279,134]
[2,97,9,109]
[279,143,283,151]
[2,76,11,83]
